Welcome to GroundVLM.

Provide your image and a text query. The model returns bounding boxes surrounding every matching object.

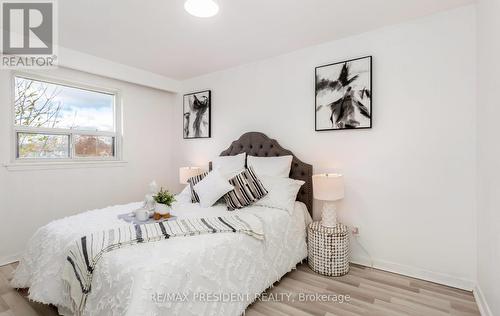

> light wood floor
[0,262,479,316]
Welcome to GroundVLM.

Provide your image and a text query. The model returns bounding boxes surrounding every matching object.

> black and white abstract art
[183,90,211,139]
[315,56,372,131]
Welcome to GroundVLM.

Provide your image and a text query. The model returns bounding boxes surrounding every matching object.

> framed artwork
[315,56,372,131]
[183,90,211,139]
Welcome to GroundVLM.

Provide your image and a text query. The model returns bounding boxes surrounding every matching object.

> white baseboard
[0,253,20,267]
[351,256,475,291]
[473,285,493,316]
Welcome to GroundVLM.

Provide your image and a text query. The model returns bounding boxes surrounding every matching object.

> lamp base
[321,202,337,227]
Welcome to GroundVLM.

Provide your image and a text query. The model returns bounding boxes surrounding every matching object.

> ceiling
[59,0,474,80]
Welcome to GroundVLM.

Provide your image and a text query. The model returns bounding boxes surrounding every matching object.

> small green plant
[153,188,176,206]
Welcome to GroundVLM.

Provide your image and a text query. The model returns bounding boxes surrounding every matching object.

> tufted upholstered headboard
[211,132,313,215]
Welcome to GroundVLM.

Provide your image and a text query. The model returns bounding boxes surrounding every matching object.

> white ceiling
[59,0,474,80]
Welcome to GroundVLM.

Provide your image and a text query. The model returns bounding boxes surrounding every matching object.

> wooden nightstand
[307,221,350,276]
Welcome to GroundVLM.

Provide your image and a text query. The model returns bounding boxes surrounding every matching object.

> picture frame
[315,56,372,131]
[183,90,211,139]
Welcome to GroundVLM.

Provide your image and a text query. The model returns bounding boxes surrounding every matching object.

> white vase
[156,204,171,215]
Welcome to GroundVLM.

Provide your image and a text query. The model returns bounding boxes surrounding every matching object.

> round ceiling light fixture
[184,0,219,18]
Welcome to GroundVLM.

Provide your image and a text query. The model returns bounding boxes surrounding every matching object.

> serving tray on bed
[118,212,177,225]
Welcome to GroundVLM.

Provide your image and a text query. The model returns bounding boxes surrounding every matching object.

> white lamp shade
[313,173,345,201]
[179,167,203,184]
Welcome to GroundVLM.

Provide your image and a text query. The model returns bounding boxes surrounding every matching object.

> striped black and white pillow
[224,167,268,211]
[188,172,209,203]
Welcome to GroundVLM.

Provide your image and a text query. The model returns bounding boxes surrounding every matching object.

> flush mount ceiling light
[184,0,219,18]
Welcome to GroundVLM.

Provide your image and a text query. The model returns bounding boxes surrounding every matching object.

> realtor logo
[1,0,57,68]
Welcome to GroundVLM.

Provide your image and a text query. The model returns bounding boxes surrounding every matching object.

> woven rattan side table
[307,222,350,276]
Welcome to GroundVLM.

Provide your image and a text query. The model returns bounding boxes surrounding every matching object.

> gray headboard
[213,132,313,215]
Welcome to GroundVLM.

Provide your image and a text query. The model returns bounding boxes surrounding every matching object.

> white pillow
[175,185,192,204]
[247,155,293,178]
[193,170,234,208]
[212,152,246,179]
[254,176,305,214]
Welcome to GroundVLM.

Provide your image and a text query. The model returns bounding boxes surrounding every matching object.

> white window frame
[9,72,123,166]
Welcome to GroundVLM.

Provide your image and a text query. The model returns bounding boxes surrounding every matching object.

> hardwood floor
[0,262,479,316]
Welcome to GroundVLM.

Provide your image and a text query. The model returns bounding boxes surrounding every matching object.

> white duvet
[12,200,311,316]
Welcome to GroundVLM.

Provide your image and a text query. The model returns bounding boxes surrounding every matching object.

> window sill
[4,160,128,171]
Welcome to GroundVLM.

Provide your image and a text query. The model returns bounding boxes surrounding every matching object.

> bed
[11,132,314,316]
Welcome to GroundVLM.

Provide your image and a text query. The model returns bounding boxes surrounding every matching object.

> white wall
[174,6,477,289]
[476,0,500,314]
[0,67,177,264]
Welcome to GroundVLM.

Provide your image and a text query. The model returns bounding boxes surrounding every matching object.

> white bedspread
[12,200,311,316]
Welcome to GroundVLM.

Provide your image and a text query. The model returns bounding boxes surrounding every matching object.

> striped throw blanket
[62,214,264,315]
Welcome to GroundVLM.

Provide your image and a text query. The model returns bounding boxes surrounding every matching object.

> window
[13,75,121,162]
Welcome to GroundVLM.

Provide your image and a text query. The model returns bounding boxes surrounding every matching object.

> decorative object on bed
[211,152,246,178]
[62,213,265,314]
[183,90,211,139]
[153,188,176,215]
[144,180,159,211]
[307,222,350,276]
[247,155,293,178]
[224,167,268,210]
[210,132,313,214]
[144,195,155,211]
[254,176,305,214]
[193,170,234,207]
[313,173,344,227]
[179,166,203,184]
[315,56,372,131]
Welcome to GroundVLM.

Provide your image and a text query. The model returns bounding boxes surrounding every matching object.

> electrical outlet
[352,227,360,235]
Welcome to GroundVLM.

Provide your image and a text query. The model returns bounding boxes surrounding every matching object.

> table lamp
[313,173,345,227]
[179,167,203,184]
